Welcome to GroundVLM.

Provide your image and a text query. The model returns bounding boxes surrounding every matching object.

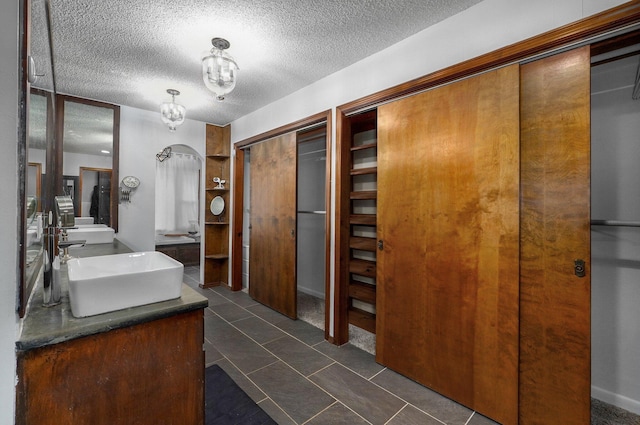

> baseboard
[592,385,640,415]
[297,285,325,300]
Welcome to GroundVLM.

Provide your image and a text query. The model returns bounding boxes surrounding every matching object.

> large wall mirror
[20,0,56,316]
[19,0,120,316]
[56,95,120,231]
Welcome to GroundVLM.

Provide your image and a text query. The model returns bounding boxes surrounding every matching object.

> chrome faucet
[58,227,86,264]
[42,196,86,307]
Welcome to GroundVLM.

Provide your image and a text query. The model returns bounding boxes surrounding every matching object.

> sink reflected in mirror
[67,251,183,318]
[66,226,115,245]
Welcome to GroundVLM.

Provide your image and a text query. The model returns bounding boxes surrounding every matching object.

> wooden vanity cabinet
[16,310,205,425]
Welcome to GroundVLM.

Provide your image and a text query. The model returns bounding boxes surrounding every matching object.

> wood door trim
[27,162,42,212]
[231,147,244,292]
[333,108,351,345]
[323,115,333,343]
[55,94,120,232]
[78,167,112,217]
[337,2,640,116]
[235,110,331,149]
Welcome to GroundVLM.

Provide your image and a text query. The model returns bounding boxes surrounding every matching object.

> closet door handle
[378,239,384,251]
[574,259,586,278]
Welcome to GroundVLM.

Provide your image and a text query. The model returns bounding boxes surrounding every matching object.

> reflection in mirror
[58,96,119,231]
[79,167,111,223]
[27,163,42,214]
[28,90,49,213]
[20,0,57,316]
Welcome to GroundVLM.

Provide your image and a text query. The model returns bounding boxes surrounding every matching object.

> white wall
[591,55,640,414]
[229,0,628,339]
[0,0,19,423]
[28,148,46,172]
[62,152,112,176]
[117,106,205,254]
[230,0,626,144]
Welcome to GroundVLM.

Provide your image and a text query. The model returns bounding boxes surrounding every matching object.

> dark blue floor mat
[205,364,276,425]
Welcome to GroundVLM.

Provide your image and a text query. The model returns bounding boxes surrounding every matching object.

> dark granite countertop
[17,239,208,352]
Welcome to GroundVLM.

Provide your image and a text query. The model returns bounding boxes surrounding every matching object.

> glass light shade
[202,48,239,101]
[160,99,186,131]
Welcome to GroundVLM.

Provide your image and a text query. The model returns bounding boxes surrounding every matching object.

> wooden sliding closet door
[249,133,297,319]
[376,65,520,424]
[520,47,591,425]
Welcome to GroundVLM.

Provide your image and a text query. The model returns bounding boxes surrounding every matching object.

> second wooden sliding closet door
[376,65,520,424]
[249,133,297,319]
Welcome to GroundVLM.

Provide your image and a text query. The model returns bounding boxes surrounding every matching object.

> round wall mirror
[210,196,224,216]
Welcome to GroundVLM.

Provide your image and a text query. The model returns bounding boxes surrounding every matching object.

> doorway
[154,144,203,269]
[296,127,328,330]
[78,167,112,224]
[232,111,332,336]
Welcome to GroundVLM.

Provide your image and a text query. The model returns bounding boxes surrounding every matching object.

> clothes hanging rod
[298,148,327,157]
[298,210,326,215]
[591,219,640,227]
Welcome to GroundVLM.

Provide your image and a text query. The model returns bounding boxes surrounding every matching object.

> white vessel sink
[74,217,95,225]
[67,251,184,318]
[66,226,115,244]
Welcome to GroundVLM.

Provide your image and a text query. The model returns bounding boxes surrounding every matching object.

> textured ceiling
[31,0,484,127]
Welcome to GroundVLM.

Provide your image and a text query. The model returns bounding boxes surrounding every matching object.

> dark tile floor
[183,266,498,425]
[184,267,640,424]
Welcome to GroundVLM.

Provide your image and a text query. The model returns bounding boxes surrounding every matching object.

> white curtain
[155,153,200,234]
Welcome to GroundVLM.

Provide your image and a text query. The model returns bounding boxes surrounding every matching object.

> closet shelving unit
[202,124,231,288]
[346,110,378,333]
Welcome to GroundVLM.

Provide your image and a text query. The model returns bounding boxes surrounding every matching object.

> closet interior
[345,111,378,335]
[296,127,328,330]
[590,33,640,419]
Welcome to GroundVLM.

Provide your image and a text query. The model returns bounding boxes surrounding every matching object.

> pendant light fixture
[202,37,239,101]
[160,89,186,131]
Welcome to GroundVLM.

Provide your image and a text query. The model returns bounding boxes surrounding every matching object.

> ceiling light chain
[202,37,239,101]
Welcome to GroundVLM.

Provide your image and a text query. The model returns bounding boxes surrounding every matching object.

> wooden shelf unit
[346,110,378,334]
[202,124,231,288]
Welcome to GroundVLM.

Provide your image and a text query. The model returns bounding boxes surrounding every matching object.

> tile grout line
[257,396,299,425]
[382,402,409,425]
[210,344,334,425]
[212,351,298,424]
[212,293,330,353]
[301,400,374,425]
[205,286,466,425]
[464,411,476,425]
[212,298,407,422]
[209,309,346,423]
[368,366,387,381]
